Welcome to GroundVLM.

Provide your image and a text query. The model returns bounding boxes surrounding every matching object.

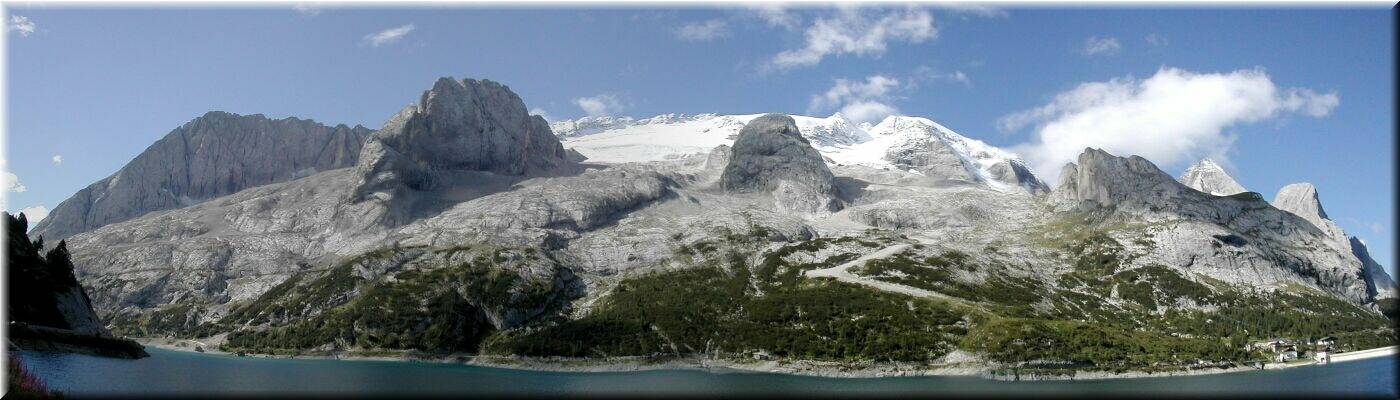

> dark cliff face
[30,112,373,241]
[6,212,106,335]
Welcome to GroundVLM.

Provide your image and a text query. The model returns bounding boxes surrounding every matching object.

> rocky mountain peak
[1273,182,1329,223]
[1180,159,1248,196]
[1050,148,1186,209]
[31,111,373,241]
[720,114,842,213]
[1350,236,1399,300]
[350,77,571,203]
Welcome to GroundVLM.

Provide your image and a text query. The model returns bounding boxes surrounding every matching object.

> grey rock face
[1350,237,1399,300]
[351,78,570,205]
[883,135,979,182]
[32,112,372,241]
[720,114,841,213]
[1180,159,1248,196]
[1272,183,1331,227]
[987,159,1049,195]
[1052,148,1374,304]
[1273,182,1398,301]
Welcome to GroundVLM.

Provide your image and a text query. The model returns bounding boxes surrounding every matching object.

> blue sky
[2,6,1394,275]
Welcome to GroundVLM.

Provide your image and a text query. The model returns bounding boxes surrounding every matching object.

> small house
[1275,346,1298,362]
[1314,348,1332,364]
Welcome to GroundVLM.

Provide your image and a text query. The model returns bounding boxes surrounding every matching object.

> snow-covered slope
[552,113,1044,193]
[1180,159,1248,196]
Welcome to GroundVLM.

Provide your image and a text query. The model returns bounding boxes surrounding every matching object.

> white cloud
[913,66,971,87]
[770,8,936,70]
[293,3,323,16]
[8,15,36,37]
[529,107,552,122]
[19,205,48,223]
[51,155,62,165]
[808,75,903,124]
[933,3,1007,18]
[574,94,625,117]
[363,24,414,47]
[1004,67,1340,183]
[2,171,25,193]
[1145,33,1168,46]
[1083,36,1122,56]
[751,4,801,30]
[676,19,730,41]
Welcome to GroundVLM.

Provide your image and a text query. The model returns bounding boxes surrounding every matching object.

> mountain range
[24,76,1396,373]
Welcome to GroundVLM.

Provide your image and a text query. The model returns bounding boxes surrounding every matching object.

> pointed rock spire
[1180,159,1248,196]
[1272,183,1330,226]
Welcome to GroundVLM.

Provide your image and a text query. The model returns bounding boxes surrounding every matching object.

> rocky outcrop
[1273,182,1398,301]
[720,114,842,213]
[350,77,570,205]
[873,116,1047,194]
[6,212,106,335]
[883,133,979,182]
[31,112,372,241]
[1052,148,1374,304]
[1180,159,1248,196]
[1351,237,1399,300]
[987,159,1048,194]
[1272,183,1333,231]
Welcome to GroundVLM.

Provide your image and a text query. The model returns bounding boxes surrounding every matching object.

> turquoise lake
[15,348,1397,396]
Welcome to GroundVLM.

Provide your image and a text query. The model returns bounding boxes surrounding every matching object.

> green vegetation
[485,240,967,362]
[962,318,1248,372]
[1333,328,1399,351]
[220,246,573,355]
[850,250,1042,316]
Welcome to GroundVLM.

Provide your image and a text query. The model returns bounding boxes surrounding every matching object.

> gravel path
[804,243,972,305]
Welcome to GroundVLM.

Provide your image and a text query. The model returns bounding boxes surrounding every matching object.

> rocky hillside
[31,112,372,241]
[6,212,147,358]
[48,76,1395,372]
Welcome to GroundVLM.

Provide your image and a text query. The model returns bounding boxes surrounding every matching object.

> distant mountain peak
[1180,159,1248,196]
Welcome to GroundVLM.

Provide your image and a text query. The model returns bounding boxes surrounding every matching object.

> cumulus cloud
[574,94,625,117]
[770,8,936,70]
[1004,67,1341,183]
[51,155,62,165]
[363,24,414,47]
[676,19,730,41]
[8,15,36,37]
[19,205,48,223]
[808,75,903,124]
[1083,36,1121,56]
[2,171,25,194]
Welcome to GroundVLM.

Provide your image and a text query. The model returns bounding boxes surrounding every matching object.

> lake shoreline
[133,338,1398,381]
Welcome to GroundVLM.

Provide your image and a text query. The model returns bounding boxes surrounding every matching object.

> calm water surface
[15,348,1397,396]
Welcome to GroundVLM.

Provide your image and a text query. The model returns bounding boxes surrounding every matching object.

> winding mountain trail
[803,243,975,307]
